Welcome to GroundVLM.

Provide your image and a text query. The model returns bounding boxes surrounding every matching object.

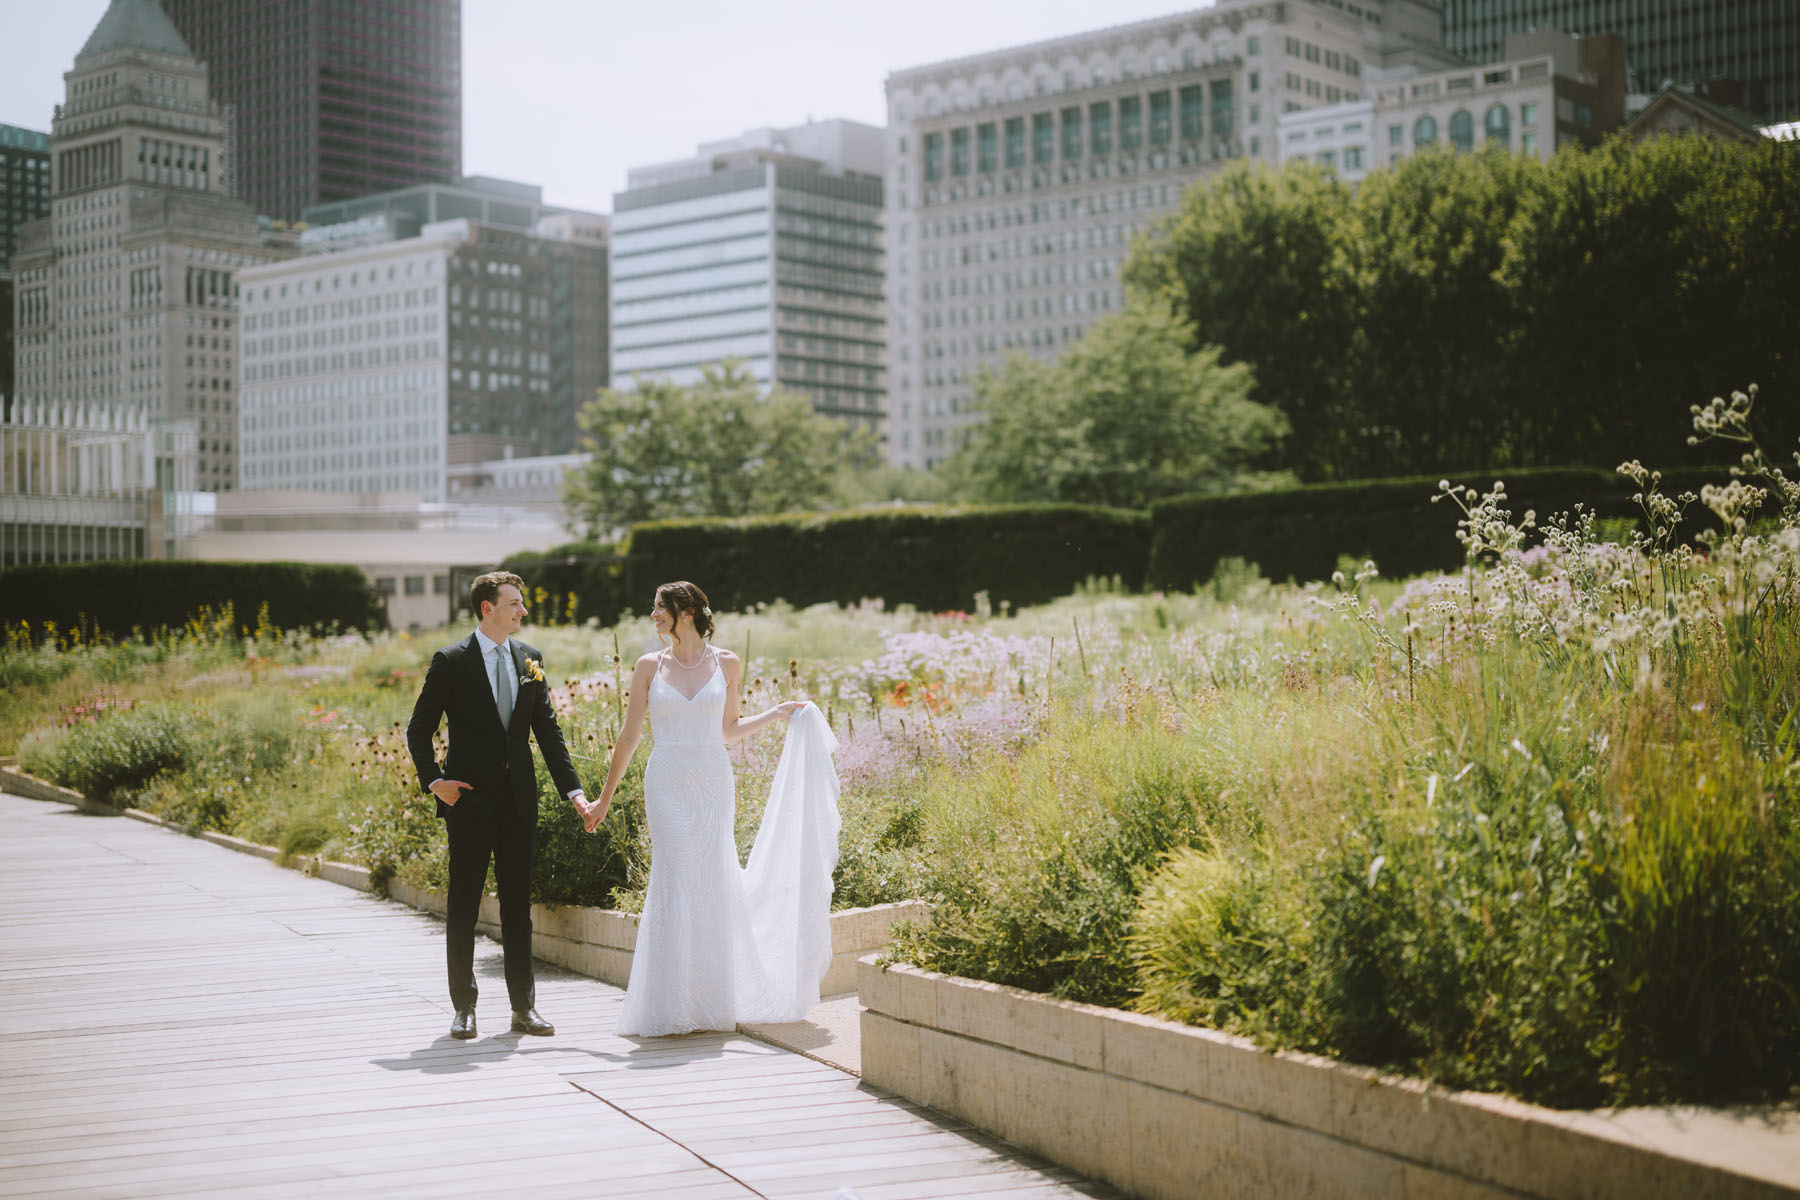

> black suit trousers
[444,792,535,1013]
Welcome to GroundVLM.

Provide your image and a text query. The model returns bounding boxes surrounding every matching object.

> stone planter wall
[858,958,1800,1200]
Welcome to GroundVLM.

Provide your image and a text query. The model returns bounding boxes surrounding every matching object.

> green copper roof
[78,0,194,61]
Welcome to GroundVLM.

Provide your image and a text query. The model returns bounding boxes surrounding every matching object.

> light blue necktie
[494,644,514,727]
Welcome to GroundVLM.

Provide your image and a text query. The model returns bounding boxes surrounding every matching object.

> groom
[406,570,588,1040]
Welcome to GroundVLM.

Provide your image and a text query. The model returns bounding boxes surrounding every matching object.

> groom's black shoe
[511,1008,555,1036]
[450,1007,477,1039]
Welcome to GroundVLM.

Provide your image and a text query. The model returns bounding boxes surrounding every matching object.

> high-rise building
[1,125,52,411]
[611,121,887,438]
[237,211,609,501]
[0,125,52,271]
[159,0,463,221]
[302,174,611,458]
[883,1,1460,468]
[9,0,295,491]
[1440,0,1800,122]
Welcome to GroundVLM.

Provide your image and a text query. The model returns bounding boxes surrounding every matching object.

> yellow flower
[520,657,546,686]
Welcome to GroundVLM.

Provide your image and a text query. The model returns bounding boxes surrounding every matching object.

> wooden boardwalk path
[0,792,1116,1200]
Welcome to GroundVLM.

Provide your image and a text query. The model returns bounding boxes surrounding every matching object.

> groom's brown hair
[470,570,527,618]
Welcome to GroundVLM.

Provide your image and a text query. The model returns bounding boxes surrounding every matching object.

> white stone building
[882,0,1461,468]
[1278,29,1630,181]
[236,224,457,501]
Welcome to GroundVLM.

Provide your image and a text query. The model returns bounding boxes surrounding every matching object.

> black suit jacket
[406,633,583,823]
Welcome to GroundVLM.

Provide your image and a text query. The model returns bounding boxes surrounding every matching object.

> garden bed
[859,957,1800,1200]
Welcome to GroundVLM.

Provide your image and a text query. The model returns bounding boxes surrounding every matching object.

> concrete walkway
[0,791,1116,1200]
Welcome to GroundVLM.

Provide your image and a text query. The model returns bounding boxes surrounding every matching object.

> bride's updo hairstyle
[656,581,715,639]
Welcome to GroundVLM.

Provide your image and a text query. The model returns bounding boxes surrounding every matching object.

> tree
[1125,138,1800,482]
[958,299,1288,509]
[564,361,849,538]
[1125,161,1357,479]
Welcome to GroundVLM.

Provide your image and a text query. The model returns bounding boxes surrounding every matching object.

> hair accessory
[702,606,711,616]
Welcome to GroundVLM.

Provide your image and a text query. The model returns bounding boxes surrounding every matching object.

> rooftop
[77,0,193,62]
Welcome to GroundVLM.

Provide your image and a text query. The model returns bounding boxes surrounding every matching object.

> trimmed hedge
[498,465,1744,622]
[621,504,1150,615]
[1148,466,1734,590]
[499,541,630,628]
[0,560,386,640]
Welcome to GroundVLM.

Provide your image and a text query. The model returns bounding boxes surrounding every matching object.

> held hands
[429,778,471,806]
[576,793,611,835]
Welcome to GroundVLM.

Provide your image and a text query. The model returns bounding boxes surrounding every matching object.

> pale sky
[0,0,1211,215]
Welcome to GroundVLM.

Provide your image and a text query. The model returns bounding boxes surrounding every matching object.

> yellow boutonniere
[520,658,545,687]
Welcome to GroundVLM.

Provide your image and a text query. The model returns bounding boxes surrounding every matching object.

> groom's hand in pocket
[430,778,471,806]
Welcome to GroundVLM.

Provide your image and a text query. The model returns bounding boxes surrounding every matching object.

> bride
[579,581,842,1036]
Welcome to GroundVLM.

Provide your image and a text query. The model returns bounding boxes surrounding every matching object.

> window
[1484,103,1511,146]
[375,577,397,596]
[1521,102,1539,125]
[1249,70,1261,93]
[950,127,970,176]
[1061,106,1082,159]
[1414,115,1438,146]
[1247,35,1261,55]
[1521,131,1540,155]
[1389,123,1403,146]
[1090,101,1112,155]
[1210,80,1234,137]
[1179,85,1204,140]
[1576,103,1592,128]
[1344,146,1364,169]
[923,132,943,181]
[1005,116,1026,168]
[977,122,997,172]
[1449,109,1474,152]
[1033,112,1054,163]
[403,575,426,596]
[1119,95,1142,149]
[1148,91,1172,144]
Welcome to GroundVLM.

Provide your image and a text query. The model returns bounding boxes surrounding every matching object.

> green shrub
[529,754,648,909]
[1146,466,1733,589]
[890,704,1245,1007]
[0,561,385,642]
[29,704,192,803]
[501,541,629,627]
[625,503,1150,614]
[1129,847,1311,1042]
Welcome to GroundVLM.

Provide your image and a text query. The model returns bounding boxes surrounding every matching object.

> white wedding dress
[614,649,842,1037]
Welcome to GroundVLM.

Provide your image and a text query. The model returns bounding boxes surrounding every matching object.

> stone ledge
[0,765,124,815]
[859,957,1800,1200]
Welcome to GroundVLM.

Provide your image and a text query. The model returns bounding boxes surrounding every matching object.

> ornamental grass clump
[890,693,1259,1007]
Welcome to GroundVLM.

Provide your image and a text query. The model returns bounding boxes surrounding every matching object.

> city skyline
[0,0,1215,218]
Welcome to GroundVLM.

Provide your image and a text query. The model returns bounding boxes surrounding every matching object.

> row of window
[1283,37,1362,78]
[920,83,1235,180]
[1397,102,1540,151]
